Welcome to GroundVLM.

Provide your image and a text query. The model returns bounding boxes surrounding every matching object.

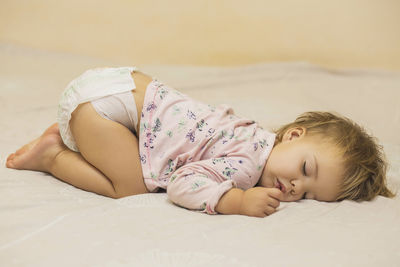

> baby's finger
[264,205,277,216]
[267,197,280,208]
[268,188,284,201]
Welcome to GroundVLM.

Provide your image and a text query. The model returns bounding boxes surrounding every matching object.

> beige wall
[1,0,399,70]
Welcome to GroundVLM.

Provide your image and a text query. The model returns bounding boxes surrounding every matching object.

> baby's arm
[167,156,282,217]
[215,187,282,217]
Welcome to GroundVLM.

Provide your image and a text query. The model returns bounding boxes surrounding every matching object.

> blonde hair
[274,111,395,201]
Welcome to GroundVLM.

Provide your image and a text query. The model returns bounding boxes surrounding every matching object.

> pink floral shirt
[139,80,276,214]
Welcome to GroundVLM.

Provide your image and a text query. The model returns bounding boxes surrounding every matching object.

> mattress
[1,43,399,266]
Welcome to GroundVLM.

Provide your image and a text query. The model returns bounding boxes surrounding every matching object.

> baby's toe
[6,159,15,168]
[7,153,15,161]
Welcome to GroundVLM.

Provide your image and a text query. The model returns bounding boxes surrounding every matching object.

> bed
[1,43,399,266]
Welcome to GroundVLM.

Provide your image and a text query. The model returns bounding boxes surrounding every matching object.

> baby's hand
[239,187,283,218]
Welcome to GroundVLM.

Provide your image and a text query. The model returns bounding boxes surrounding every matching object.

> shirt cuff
[204,180,237,215]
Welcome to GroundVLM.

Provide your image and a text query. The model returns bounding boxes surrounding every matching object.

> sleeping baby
[6,67,395,217]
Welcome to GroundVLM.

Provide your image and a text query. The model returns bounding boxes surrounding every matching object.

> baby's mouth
[275,178,287,193]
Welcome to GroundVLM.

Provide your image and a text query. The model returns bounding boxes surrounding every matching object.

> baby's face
[258,128,344,202]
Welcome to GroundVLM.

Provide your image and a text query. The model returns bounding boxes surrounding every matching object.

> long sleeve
[167,156,258,214]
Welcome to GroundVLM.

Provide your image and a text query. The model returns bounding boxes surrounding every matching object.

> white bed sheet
[1,43,399,267]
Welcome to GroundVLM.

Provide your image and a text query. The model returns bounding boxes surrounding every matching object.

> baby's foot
[6,123,67,173]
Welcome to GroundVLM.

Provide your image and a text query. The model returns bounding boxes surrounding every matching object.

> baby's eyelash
[302,161,307,176]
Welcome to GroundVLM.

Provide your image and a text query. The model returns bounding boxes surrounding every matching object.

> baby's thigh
[69,102,148,196]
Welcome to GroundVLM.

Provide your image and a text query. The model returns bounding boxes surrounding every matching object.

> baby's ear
[282,127,306,142]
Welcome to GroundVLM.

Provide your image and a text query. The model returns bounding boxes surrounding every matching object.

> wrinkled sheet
[1,43,399,267]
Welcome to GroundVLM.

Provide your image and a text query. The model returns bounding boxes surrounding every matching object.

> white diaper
[57,66,138,152]
[91,91,138,134]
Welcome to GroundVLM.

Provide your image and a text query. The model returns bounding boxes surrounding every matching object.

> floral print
[139,80,276,215]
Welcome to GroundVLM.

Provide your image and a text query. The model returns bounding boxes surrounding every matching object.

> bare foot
[6,123,67,173]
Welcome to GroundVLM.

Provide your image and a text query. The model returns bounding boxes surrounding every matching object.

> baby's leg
[68,101,148,198]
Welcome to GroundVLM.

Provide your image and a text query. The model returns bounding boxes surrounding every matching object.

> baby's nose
[290,179,303,194]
